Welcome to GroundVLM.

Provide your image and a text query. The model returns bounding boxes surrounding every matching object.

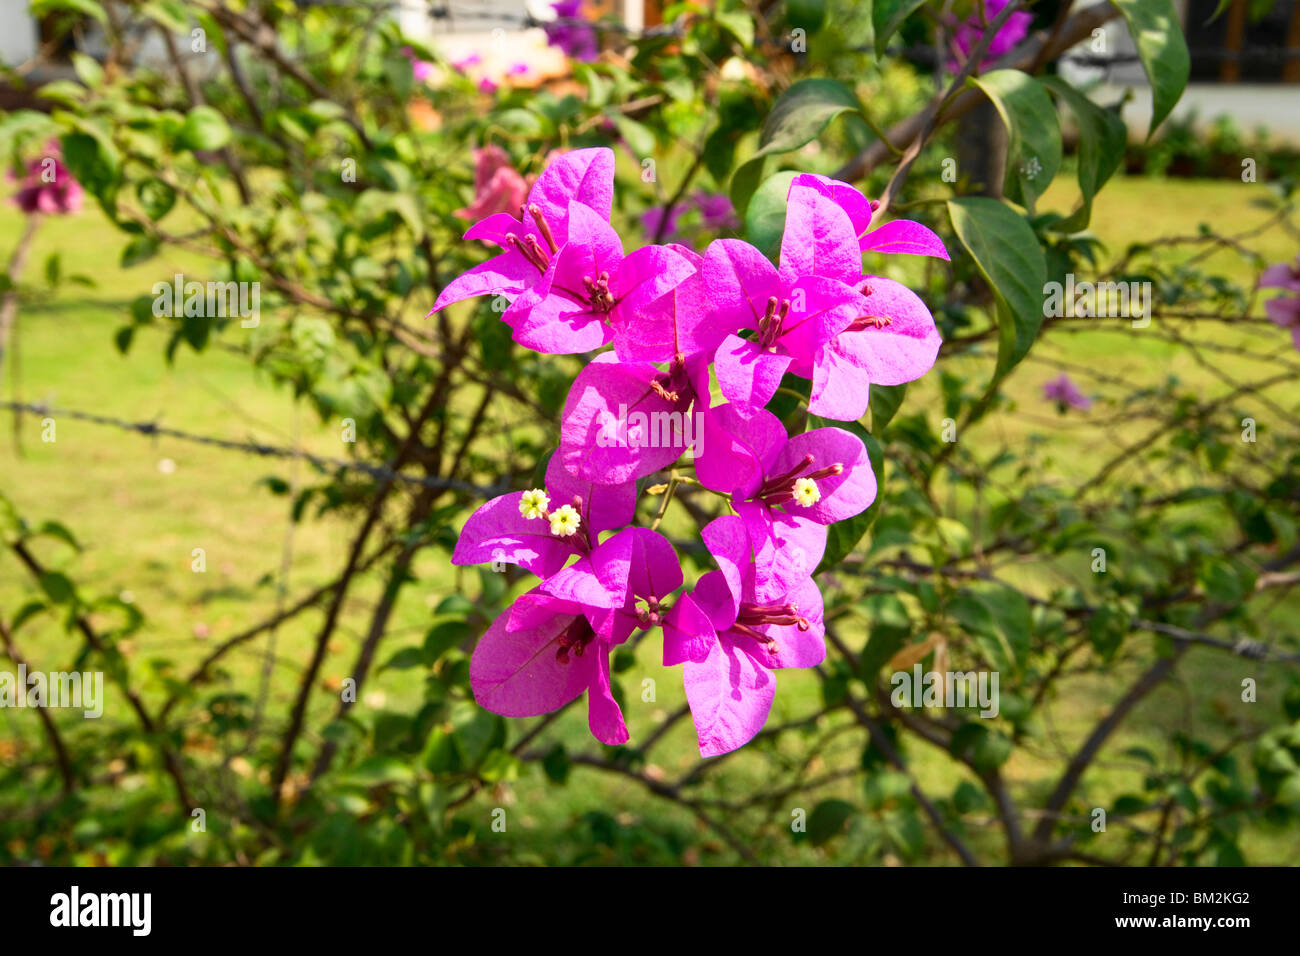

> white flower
[549,504,581,537]
[519,488,550,520]
[792,477,821,507]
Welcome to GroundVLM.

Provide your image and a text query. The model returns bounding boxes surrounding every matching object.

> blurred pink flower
[692,191,738,231]
[1043,373,1091,411]
[507,62,530,76]
[544,0,600,62]
[456,145,530,221]
[478,77,499,94]
[451,52,483,71]
[401,46,434,83]
[11,143,83,215]
[640,204,685,241]
[949,0,1033,71]
[1260,254,1300,352]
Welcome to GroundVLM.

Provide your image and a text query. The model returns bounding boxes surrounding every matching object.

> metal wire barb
[0,400,507,497]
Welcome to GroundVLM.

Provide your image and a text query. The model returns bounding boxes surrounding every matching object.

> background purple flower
[401,46,435,83]
[11,145,83,216]
[1260,254,1300,351]
[455,145,529,221]
[544,0,600,62]
[693,191,739,231]
[640,204,685,241]
[949,0,1033,71]
[1043,372,1092,411]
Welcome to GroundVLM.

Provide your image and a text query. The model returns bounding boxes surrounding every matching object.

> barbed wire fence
[0,399,508,497]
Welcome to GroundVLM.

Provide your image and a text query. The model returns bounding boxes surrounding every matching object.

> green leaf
[873,0,925,57]
[858,594,911,680]
[340,755,415,787]
[967,71,1061,213]
[139,0,191,33]
[33,520,80,550]
[37,81,87,107]
[1040,76,1126,232]
[731,78,861,215]
[612,115,656,158]
[807,798,856,845]
[120,235,160,268]
[435,594,475,617]
[541,744,571,784]
[71,52,104,88]
[715,8,755,48]
[869,382,907,432]
[946,197,1047,376]
[814,421,883,571]
[951,722,1012,770]
[59,130,119,198]
[179,106,231,152]
[423,619,472,661]
[946,590,1024,674]
[744,170,799,262]
[114,325,135,354]
[30,0,108,26]
[703,124,737,184]
[11,601,49,634]
[180,312,210,351]
[136,178,177,221]
[786,0,829,34]
[379,647,427,672]
[1112,0,1190,137]
[977,584,1031,668]
[38,571,77,605]
[493,109,546,138]
[1206,0,1234,22]
[477,749,520,783]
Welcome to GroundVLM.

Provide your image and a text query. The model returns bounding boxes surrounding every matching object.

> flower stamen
[505,232,549,273]
[848,314,892,332]
[757,296,793,348]
[737,601,810,631]
[527,203,559,254]
[555,616,596,663]
[758,456,843,507]
[635,595,666,628]
[582,271,616,313]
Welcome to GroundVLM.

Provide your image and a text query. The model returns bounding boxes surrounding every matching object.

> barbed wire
[0,400,507,497]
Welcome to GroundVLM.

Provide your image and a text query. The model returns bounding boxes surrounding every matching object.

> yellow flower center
[549,504,581,537]
[519,488,550,520]
[792,477,821,507]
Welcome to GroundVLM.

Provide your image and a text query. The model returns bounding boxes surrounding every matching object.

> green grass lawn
[1,174,1298,865]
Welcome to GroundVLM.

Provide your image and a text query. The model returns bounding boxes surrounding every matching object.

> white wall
[0,4,39,68]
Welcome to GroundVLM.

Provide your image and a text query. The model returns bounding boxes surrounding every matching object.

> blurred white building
[1062,0,1300,143]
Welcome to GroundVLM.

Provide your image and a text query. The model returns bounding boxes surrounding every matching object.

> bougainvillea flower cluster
[1259,253,1300,352]
[1042,372,1092,411]
[544,0,600,63]
[10,143,83,216]
[455,145,530,222]
[948,0,1033,71]
[435,147,946,755]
